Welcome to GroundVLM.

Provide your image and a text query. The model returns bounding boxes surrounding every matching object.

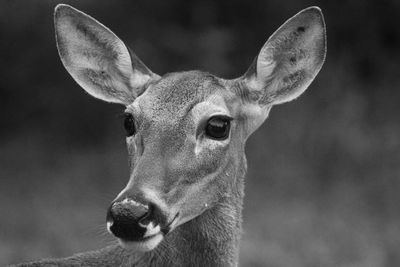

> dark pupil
[205,117,230,140]
[124,113,136,136]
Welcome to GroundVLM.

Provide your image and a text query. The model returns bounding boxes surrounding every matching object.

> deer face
[114,72,244,250]
[54,4,326,251]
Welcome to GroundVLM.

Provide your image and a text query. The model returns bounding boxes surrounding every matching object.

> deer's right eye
[205,116,231,140]
[124,113,136,137]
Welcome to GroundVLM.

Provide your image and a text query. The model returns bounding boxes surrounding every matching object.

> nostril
[106,198,150,241]
[109,198,149,222]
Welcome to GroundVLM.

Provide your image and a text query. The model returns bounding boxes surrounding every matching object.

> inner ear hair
[54,4,159,105]
[241,6,327,106]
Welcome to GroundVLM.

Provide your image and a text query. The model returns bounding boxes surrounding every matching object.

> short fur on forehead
[136,71,226,119]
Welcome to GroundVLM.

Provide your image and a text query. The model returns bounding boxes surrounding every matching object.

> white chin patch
[143,222,161,237]
[120,233,164,252]
[106,221,112,234]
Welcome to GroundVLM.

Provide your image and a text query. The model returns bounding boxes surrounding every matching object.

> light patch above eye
[190,95,231,125]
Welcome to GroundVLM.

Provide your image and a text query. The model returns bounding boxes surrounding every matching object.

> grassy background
[1,0,400,266]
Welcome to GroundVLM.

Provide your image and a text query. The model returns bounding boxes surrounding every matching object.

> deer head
[54,4,326,252]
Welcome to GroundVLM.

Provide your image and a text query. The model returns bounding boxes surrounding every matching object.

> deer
[14,4,326,267]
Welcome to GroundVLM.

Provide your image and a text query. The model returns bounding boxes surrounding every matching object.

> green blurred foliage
[1,0,400,266]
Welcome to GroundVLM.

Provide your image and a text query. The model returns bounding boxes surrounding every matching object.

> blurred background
[1,0,400,266]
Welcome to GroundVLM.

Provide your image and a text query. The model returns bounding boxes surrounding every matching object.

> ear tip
[303,6,323,14]
[54,4,81,21]
[54,4,73,15]
[300,6,323,17]
[306,6,327,55]
[298,6,325,27]
[299,7,327,66]
[293,6,326,47]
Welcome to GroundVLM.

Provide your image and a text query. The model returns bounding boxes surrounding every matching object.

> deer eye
[124,113,136,137]
[205,116,231,140]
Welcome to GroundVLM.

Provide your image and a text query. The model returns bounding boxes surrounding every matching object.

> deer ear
[54,4,159,105]
[238,6,326,107]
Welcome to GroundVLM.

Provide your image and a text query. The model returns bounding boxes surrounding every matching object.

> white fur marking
[195,138,230,156]
[143,222,161,238]
[106,221,112,234]
[120,233,164,252]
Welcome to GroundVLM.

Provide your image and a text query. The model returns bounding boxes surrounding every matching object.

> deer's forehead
[134,71,226,122]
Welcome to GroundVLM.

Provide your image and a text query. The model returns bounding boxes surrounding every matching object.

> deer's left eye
[205,116,231,140]
[124,113,136,137]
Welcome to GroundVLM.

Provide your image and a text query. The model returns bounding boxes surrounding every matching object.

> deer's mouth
[160,212,180,235]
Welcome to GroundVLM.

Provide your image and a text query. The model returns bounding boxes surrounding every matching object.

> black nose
[106,198,150,241]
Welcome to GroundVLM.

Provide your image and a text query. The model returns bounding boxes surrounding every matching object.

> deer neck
[129,157,247,267]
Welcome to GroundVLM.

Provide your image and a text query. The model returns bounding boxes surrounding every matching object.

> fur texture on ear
[54,4,159,105]
[239,6,326,106]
